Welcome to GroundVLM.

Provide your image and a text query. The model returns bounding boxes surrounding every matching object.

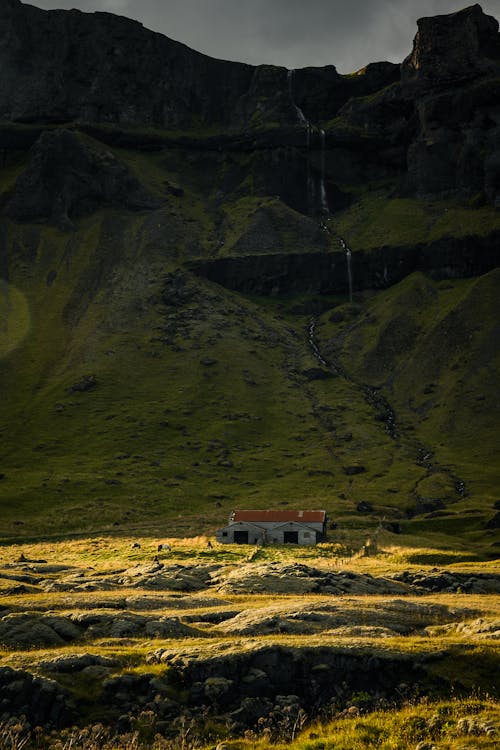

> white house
[216,509,327,546]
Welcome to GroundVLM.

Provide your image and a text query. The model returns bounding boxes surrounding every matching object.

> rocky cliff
[0,0,394,130]
[1,2,499,220]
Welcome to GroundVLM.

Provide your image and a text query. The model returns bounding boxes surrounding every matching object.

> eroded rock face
[0,666,75,727]
[0,0,254,128]
[215,562,411,595]
[401,4,500,92]
[6,129,159,229]
[189,232,500,296]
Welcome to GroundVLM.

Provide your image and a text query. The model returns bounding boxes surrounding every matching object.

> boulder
[0,613,81,648]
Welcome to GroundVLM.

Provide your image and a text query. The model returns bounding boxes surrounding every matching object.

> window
[304,532,310,538]
[222,532,228,537]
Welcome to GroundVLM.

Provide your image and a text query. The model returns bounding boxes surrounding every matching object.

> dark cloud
[29,0,500,72]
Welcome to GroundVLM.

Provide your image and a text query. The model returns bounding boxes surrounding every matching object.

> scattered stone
[66,374,97,394]
[486,512,500,529]
[357,501,374,513]
[343,465,366,476]
[301,367,335,381]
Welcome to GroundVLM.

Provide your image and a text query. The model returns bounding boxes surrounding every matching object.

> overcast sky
[28,1,500,73]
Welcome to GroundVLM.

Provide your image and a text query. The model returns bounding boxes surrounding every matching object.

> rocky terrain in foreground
[0,553,498,734]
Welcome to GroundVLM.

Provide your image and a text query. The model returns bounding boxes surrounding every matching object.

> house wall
[265,523,318,546]
[216,521,320,546]
[216,522,265,545]
[233,520,324,534]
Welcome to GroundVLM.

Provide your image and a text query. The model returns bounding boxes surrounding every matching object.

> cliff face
[1,2,500,229]
[0,0,395,129]
[0,0,255,127]
[401,3,500,91]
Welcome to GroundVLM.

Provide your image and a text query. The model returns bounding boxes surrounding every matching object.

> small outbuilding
[216,509,327,546]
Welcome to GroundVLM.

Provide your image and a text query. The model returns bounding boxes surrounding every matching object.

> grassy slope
[332,187,500,250]
[315,271,500,552]
[0,140,499,553]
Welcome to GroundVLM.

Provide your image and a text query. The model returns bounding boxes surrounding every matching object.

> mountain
[0,1,499,554]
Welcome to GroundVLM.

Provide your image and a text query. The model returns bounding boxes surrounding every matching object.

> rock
[0,613,81,648]
[217,563,411,597]
[391,570,500,594]
[66,374,97,394]
[71,611,200,640]
[204,676,234,703]
[401,5,500,93]
[302,367,335,381]
[0,0,254,129]
[190,234,500,297]
[165,182,184,197]
[216,597,469,637]
[486,512,500,529]
[384,522,402,534]
[161,271,197,307]
[343,465,366,476]
[6,130,160,229]
[357,501,374,513]
[37,653,119,673]
[0,665,75,727]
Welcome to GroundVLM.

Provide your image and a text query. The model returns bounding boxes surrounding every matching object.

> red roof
[230,510,326,524]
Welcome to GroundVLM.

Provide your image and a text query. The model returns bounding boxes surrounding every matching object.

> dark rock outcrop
[0,1,402,132]
[401,4,500,92]
[1,1,499,221]
[400,6,500,202]
[6,129,159,229]
[149,644,440,722]
[0,666,75,727]
[188,231,500,296]
[0,0,254,128]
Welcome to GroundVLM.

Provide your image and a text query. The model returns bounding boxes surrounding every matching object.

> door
[234,530,249,544]
[283,531,299,544]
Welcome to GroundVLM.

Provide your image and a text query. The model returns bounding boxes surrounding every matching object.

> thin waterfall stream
[340,238,353,303]
[319,129,329,215]
[286,70,355,305]
[287,69,309,126]
[308,317,397,439]
[285,71,467,504]
[306,318,467,499]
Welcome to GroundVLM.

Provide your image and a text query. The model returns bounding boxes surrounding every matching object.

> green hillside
[0,141,498,555]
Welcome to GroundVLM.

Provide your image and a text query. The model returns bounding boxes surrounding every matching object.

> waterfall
[287,69,308,126]
[287,69,329,218]
[319,129,329,215]
[346,247,353,303]
[341,238,354,302]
